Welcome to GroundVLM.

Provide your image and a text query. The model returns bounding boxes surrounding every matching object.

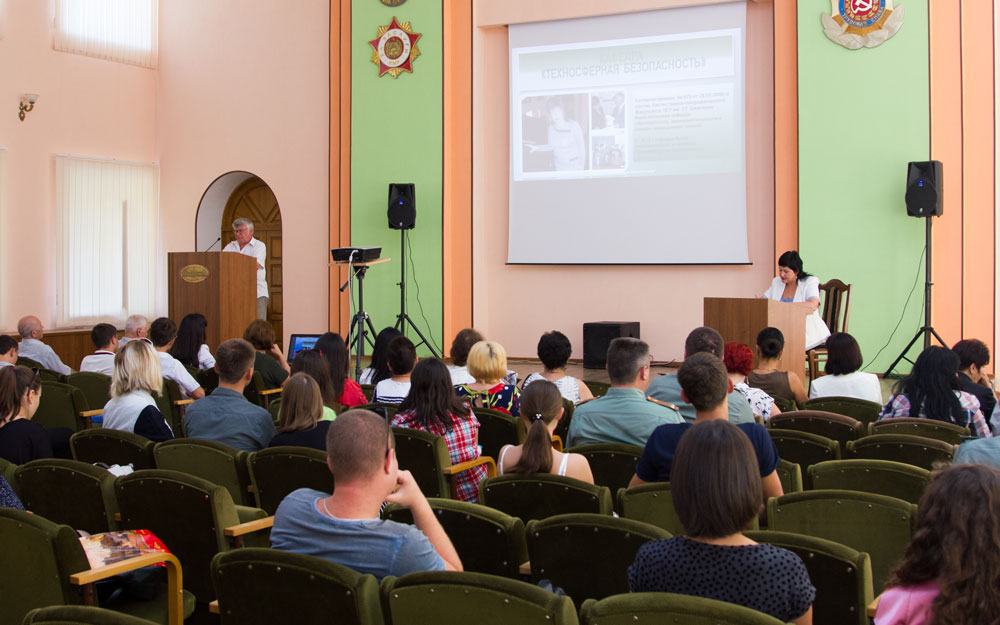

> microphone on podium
[204,237,222,252]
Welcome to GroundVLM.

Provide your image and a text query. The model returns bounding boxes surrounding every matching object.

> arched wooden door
[221,177,282,344]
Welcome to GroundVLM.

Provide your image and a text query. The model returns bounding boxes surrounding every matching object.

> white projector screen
[508,3,748,264]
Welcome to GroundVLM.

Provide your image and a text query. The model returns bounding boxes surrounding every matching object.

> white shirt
[448,365,475,386]
[17,338,71,375]
[157,351,201,397]
[103,389,166,435]
[118,337,152,349]
[0,361,12,368]
[522,372,582,404]
[808,371,883,404]
[374,379,411,404]
[763,275,832,350]
[197,344,216,370]
[223,236,268,298]
[80,351,116,376]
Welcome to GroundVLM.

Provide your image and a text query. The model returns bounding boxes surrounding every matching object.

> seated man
[0,336,17,368]
[149,317,205,399]
[630,353,783,507]
[183,339,275,452]
[16,315,71,374]
[567,337,683,447]
[79,323,119,376]
[271,409,462,579]
[646,327,754,424]
[118,314,151,348]
[953,339,997,426]
[373,336,416,404]
[954,436,1000,469]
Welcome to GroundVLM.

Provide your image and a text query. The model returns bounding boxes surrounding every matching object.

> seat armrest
[71,552,183,625]
[444,455,497,478]
[868,595,881,618]
[551,436,563,452]
[225,514,274,548]
[209,600,220,614]
[80,409,104,418]
[259,388,283,396]
[173,399,195,406]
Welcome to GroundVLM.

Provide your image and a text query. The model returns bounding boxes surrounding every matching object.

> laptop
[287,333,323,361]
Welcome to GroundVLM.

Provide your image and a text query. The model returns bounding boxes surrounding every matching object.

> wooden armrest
[173,399,195,406]
[867,595,880,618]
[71,552,184,625]
[224,515,274,537]
[444,456,497,479]
[114,512,122,522]
[519,561,531,575]
[80,409,104,418]
[551,435,563,452]
[209,600,220,614]
[259,388,283,396]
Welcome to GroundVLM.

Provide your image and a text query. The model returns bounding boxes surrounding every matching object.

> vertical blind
[54,0,158,68]
[56,156,159,325]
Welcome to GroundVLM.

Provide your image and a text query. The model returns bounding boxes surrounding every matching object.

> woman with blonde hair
[103,340,174,441]
[454,341,520,416]
[268,373,330,451]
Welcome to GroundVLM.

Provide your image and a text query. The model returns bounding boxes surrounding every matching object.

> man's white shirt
[80,351,116,376]
[222,237,268,298]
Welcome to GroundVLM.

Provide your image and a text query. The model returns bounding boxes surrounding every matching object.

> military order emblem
[369,17,421,78]
[822,0,904,50]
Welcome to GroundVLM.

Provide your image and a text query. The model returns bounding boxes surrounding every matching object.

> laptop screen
[287,334,322,361]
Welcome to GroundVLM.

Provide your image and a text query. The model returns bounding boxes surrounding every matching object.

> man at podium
[223,218,268,320]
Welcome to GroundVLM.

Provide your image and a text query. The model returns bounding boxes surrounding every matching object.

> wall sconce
[18,94,39,122]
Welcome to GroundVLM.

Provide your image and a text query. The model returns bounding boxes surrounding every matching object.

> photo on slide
[520,93,590,174]
[590,91,627,171]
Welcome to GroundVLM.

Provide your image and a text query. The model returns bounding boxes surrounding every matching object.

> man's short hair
[326,409,394,484]
[125,315,148,335]
[606,337,650,385]
[684,327,724,358]
[148,318,177,348]
[17,316,39,339]
[677,353,729,411]
[232,217,254,230]
[0,336,18,355]
[90,323,118,350]
[953,339,991,370]
[215,339,256,384]
[387,336,417,376]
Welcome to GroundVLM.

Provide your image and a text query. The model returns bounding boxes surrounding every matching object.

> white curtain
[54,0,158,68]
[56,156,159,326]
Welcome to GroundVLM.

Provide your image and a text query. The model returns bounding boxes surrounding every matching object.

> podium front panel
[704,298,807,376]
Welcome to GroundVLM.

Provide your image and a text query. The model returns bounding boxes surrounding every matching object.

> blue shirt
[954,437,1000,469]
[635,421,779,483]
[270,488,446,580]
[182,387,276,452]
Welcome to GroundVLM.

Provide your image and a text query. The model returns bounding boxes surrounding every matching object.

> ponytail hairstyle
[510,380,563,475]
[0,366,42,425]
[777,250,812,280]
[756,327,785,360]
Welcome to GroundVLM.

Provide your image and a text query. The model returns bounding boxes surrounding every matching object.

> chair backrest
[846,434,956,471]
[776,459,803,493]
[248,446,335,515]
[808,459,931,505]
[267,398,281,424]
[211,548,383,625]
[35,381,89,432]
[473,407,526,460]
[743,530,873,625]
[383,498,527,578]
[869,417,971,445]
[617,482,759,534]
[526,513,670,602]
[564,443,643,494]
[156,378,185,435]
[819,279,852,333]
[800,396,882,427]
[479,474,613,522]
[196,368,219,394]
[579,592,785,625]
[552,398,574,443]
[583,380,610,398]
[771,396,797,413]
[22,606,160,625]
[769,410,864,450]
[360,383,375,400]
[767,429,840,488]
[153,438,253,506]
[391,427,452,498]
[70,429,156,470]
[16,356,44,369]
[15,459,118,534]
[767,489,917,591]
[353,403,399,421]
[381,571,578,625]
[65,372,112,410]
[243,371,272,408]
[0,456,18,494]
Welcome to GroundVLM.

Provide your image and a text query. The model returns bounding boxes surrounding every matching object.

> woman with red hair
[723,343,780,422]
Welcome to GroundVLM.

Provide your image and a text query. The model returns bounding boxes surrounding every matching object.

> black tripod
[393,229,440,357]
[343,262,378,381]
[884,216,948,376]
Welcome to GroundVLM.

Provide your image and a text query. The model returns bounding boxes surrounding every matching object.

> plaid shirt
[880,391,993,438]
[392,410,487,503]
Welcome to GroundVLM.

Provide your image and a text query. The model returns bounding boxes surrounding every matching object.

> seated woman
[876,464,1000,624]
[373,337,417,405]
[0,366,52,464]
[747,327,809,405]
[629,420,815,624]
[243,319,290,389]
[391,358,487,502]
[168,312,215,370]
[522,330,594,404]
[880,346,992,438]
[497,379,593,482]
[289,349,340,421]
[808,332,882,404]
[723,342,779,422]
[313,332,366,407]
[447,328,483,386]
[103,340,174,442]
[268,373,331,451]
[454,341,520,416]
[0,475,24,510]
[359,327,402,386]
[762,250,830,350]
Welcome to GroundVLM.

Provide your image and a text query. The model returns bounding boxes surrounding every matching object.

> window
[55,156,159,326]
[54,0,158,68]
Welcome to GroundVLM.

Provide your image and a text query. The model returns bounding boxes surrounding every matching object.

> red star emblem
[369,17,422,78]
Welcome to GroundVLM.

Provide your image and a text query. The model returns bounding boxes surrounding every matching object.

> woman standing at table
[763,250,831,350]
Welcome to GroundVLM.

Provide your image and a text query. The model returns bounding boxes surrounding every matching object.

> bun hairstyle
[756,327,785,359]
[510,380,563,475]
[777,250,811,279]
[0,366,41,424]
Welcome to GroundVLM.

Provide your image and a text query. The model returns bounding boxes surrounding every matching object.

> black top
[629,536,815,622]
[958,372,996,426]
[636,422,779,483]
[268,420,331,452]
[134,405,175,442]
[0,419,54,465]
[0,476,24,510]
[254,352,289,390]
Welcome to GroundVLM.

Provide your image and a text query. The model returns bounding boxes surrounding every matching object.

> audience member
[374,337,417,404]
[522,330,594,404]
[876,464,1000,625]
[243,320,289,389]
[79,323,119,376]
[880,345,992,438]
[747,327,809,405]
[952,338,996,425]
[628,419,814,624]
[118,315,150,348]
[102,340,173,442]
[0,336,18,368]
[314,332,366,407]
[169,313,215,370]
[149,317,205,399]
[498,379,593,482]
[0,366,52,464]
[954,436,1000,469]
[16,315,71,375]
[183,339,276,452]
[448,328,483,385]
[392,358,488,502]
[647,328,754,423]
[289,349,339,420]
[808,332,882,404]
[268,373,330,451]
[0,476,24,510]
[723,343,779,421]
[567,338,682,447]
[455,341,521,416]
[270,409,462,579]
[360,327,402,385]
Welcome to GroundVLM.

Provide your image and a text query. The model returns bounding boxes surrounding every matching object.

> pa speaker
[388,183,416,230]
[905,161,943,217]
[583,321,640,369]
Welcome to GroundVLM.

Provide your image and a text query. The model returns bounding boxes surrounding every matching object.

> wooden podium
[704,298,810,376]
[168,252,257,350]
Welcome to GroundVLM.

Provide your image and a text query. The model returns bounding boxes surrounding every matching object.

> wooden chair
[65,372,112,411]
[247,446,335,515]
[153,438,255,507]
[808,279,852,380]
[70,429,156,470]
[15,458,120,533]
[473,407,525,460]
[392,427,496,499]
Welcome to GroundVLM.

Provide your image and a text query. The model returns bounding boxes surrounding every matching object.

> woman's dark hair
[777,250,812,279]
[671,420,761,538]
[510,380,563,475]
[892,346,966,426]
[313,332,349,398]
[537,331,572,371]
[887,464,1000,622]
[368,327,403,385]
[824,332,864,376]
[169,313,208,368]
[387,337,417,376]
[755,327,785,359]
[0,366,42,424]
[397,358,472,431]
[450,328,484,367]
[290,349,338,409]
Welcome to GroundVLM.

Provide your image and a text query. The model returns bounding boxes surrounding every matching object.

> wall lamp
[18,94,39,122]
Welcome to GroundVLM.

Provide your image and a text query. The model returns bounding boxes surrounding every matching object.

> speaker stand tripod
[393,229,440,358]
